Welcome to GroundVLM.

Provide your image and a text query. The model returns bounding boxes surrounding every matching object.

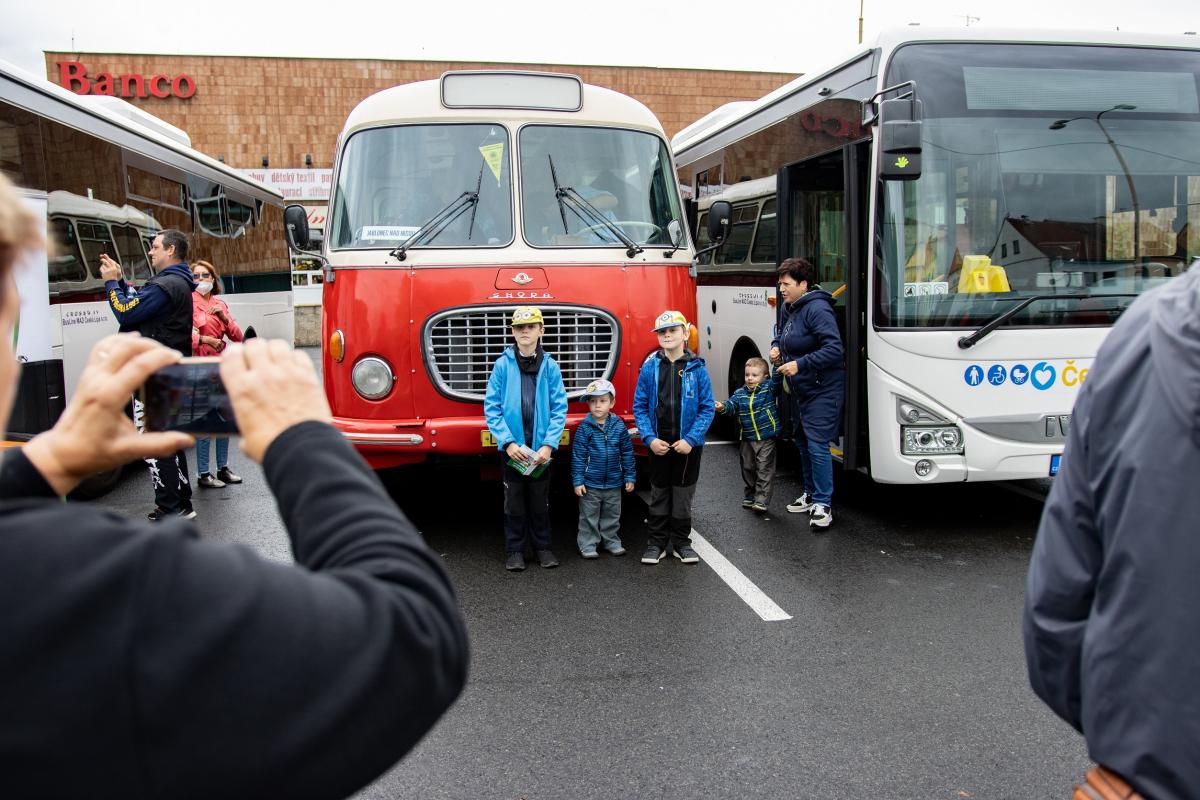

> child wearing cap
[715,357,783,513]
[484,306,568,572]
[632,310,715,565]
[571,379,636,558]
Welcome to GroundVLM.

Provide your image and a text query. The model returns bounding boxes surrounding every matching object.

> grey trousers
[740,438,777,505]
[577,487,623,553]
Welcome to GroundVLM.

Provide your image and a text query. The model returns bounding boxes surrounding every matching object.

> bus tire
[70,465,124,500]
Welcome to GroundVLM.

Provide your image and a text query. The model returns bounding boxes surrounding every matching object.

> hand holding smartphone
[140,357,238,435]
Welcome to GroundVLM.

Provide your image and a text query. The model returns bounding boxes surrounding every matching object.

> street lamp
[1050,104,1139,263]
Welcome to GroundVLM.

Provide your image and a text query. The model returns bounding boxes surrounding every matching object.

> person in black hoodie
[100,229,198,521]
[0,174,469,800]
[1024,260,1200,800]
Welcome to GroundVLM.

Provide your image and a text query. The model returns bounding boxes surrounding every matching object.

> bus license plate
[480,430,570,448]
[1049,454,1062,476]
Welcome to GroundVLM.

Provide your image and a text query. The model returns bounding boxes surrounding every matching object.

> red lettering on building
[54,61,196,100]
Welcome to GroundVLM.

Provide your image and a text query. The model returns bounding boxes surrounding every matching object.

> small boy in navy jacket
[571,379,635,558]
[632,310,715,565]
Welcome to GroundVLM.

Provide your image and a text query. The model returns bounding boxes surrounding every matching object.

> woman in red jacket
[191,260,244,488]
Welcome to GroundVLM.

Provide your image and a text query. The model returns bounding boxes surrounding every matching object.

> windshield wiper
[465,162,484,240]
[957,292,1139,349]
[389,186,480,262]
[546,155,644,258]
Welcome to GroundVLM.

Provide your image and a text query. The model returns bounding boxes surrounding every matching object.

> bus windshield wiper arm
[559,187,644,258]
[957,292,1140,349]
[547,155,571,235]
[390,188,479,262]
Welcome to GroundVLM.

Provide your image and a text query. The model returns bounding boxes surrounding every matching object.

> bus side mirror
[284,204,311,251]
[878,97,922,182]
[707,200,732,242]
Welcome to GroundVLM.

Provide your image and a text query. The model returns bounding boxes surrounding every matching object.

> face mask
[196,281,213,295]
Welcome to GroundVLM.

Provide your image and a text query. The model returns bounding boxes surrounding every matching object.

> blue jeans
[196,436,229,476]
[796,429,833,508]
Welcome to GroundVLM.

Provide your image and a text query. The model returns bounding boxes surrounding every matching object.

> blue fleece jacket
[632,351,714,449]
[571,414,635,489]
[484,346,567,452]
[104,262,196,328]
[719,372,783,441]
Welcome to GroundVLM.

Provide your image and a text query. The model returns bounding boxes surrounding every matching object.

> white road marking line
[689,530,792,622]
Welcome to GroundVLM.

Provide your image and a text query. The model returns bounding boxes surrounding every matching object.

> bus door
[776,141,870,471]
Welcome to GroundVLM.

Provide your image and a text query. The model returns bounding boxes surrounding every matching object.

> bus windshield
[877,43,1200,328]
[520,125,682,247]
[330,124,513,249]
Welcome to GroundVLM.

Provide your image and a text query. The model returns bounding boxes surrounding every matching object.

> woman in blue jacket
[770,258,844,529]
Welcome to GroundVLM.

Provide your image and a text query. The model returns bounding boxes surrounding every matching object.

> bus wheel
[70,465,124,500]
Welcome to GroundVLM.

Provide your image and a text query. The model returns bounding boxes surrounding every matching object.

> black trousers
[133,395,192,512]
[646,446,702,550]
[502,459,552,554]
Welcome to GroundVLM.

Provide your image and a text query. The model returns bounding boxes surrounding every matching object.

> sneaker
[537,550,560,568]
[197,473,225,489]
[741,498,755,509]
[606,545,627,556]
[505,552,526,571]
[673,545,700,564]
[641,545,666,565]
[750,502,768,513]
[809,505,833,529]
[787,493,816,513]
[580,549,600,559]
[148,504,197,522]
[216,467,242,484]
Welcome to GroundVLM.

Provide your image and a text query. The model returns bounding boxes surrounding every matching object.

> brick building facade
[44,53,795,171]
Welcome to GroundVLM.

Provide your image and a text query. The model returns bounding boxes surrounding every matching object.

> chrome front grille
[423,305,620,402]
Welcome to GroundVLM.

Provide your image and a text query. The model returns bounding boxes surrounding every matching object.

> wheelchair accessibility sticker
[963,360,1088,391]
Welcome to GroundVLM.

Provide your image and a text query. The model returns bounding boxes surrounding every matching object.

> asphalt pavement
[95,424,1089,799]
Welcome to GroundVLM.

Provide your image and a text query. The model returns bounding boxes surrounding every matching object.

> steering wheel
[578,221,663,242]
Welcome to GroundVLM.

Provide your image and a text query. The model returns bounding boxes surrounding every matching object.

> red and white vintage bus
[284,71,698,468]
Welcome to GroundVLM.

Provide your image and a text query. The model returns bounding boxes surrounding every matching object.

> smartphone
[140,357,238,435]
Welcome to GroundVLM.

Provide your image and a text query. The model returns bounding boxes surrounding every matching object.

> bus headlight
[901,425,963,455]
[351,356,395,400]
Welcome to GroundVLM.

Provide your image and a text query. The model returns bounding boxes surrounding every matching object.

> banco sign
[56,61,196,100]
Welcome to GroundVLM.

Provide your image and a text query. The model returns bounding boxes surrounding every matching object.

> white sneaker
[787,493,815,513]
[809,505,832,528]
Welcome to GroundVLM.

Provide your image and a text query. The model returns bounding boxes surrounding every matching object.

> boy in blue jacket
[571,379,635,559]
[715,357,782,513]
[484,307,568,572]
[633,310,715,565]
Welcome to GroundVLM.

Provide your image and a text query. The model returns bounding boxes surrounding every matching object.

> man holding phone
[100,229,197,521]
[0,173,469,798]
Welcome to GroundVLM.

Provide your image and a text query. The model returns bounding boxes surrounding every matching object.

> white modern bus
[1,60,293,491]
[674,28,1200,484]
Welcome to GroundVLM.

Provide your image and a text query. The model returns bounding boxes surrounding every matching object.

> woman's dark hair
[159,228,189,261]
[777,257,817,288]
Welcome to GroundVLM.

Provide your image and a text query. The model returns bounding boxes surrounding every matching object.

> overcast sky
[0,0,1196,78]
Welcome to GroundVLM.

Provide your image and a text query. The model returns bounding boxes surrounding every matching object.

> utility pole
[858,0,865,44]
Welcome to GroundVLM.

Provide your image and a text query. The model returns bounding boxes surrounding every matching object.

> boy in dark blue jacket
[484,307,568,572]
[715,357,782,513]
[632,310,715,565]
[571,379,635,559]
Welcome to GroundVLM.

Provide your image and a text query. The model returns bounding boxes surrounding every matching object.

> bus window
[48,218,87,282]
[227,198,255,235]
[520,125,680,247]
[75,221,117,281]
[194,193,227,237]
[331,124,513,249]
[113,225,152,281]
[695,211,712,264]
[750,198,777,265]
[715,203,758,264]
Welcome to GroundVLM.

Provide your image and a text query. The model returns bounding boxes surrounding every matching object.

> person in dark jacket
[0,176,468,800]
[1023,260,1200,800]
[100,229,197,521]
[571,378,635,558]
[770,257,844,529]
[715,356,783,513]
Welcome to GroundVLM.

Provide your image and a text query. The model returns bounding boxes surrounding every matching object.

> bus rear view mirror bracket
[284,203,333,283]
[864,82,923,182]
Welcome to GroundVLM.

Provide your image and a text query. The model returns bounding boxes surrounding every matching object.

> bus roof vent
[440,71,583,112]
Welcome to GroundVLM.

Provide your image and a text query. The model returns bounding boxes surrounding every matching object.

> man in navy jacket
[100,228,197,520]
[1024,261,1200,799]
